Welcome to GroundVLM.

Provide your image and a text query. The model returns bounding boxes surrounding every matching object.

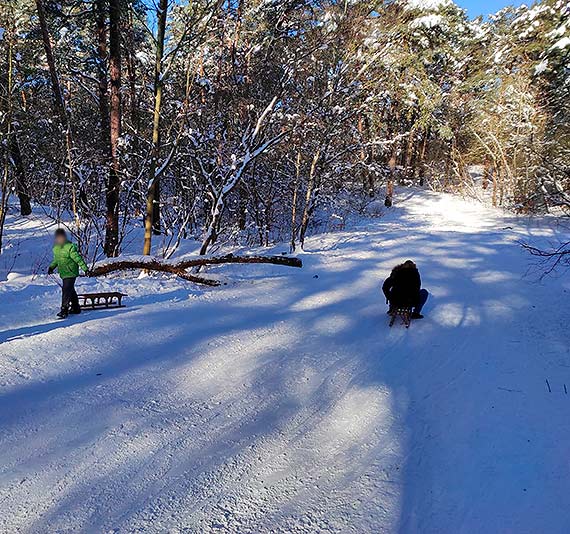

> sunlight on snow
[172,327,294,397]
[290,277,375,312]
[471,270,517,284]
[250,384,403,530]
[311,314,354,336]
[431,303,481,327]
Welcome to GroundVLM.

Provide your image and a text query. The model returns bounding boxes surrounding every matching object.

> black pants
[61,277,80,312]
[415,289,429,313]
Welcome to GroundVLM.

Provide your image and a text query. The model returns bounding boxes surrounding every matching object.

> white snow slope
[1,189,569,534]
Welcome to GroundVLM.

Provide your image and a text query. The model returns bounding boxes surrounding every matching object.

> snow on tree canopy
[550,36,570,50]
[0,0,568,272]
[546,24,567,38]
[534,59,549,74]
[402,0,452,11]
[410,14,445,29]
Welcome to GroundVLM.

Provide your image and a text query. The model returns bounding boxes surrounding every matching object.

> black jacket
[382,267,421,307]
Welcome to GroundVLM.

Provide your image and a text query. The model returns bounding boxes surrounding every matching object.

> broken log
[89,254,302,286]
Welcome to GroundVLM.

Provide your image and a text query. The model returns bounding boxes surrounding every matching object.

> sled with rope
[48,274,127,311]
[78,292,127,310]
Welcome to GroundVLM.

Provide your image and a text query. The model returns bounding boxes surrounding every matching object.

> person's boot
[411,312,424,319]
[57,307,69,319]
[70,306,81,315]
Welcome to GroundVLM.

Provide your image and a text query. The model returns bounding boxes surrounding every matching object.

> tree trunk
[358,116,374,197]
[35,0,78,225]
[152,179,161,235]
[124,6,139,130]
[105,0,122,256]
[385,149,396,207]
[35,0,65,113]
[499,166,504,206]
[404,128,415,179]
[0,37,14,251]
[95,0,110,144]
[418,129,429,186]
[9,135,32,216]
[143,0,168,255]
[0,9,31,218]
[238,183,247,231]
[0,154,8,253]
[123,5,143,215]
[290,151,301,252]
[299,148,321,250]
[492,166,498,207]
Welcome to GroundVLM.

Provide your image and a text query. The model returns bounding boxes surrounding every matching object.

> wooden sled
[78,292,127,310]
[389,307,412,328]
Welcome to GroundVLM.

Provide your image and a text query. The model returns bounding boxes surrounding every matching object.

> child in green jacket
[48,228,90,318]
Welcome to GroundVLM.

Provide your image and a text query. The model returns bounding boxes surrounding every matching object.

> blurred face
[55,233,67,246]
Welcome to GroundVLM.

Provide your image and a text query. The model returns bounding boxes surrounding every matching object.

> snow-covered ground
[1,189,569,533]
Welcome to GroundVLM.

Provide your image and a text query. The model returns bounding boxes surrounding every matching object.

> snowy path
[1,190,569,533]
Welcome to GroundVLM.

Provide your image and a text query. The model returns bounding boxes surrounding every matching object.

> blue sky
[458,0,527,17]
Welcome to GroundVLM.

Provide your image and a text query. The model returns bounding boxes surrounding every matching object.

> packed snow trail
[1,190,569,533]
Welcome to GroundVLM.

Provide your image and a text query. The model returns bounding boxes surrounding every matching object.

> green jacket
[50,241,89,279]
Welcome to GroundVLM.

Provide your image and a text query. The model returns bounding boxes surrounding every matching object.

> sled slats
[389,307,412,328]
[78,292,127,310]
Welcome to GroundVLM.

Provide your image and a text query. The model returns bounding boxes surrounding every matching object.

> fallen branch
[90,253,302,286]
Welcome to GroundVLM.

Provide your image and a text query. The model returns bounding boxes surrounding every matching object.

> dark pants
[61,277,80,312]
[388,289,429,313]
[415,289,429,314]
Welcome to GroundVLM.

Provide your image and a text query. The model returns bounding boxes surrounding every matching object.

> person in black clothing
[382,260,428,319]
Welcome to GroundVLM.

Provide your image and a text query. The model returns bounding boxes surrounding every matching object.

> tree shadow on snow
[1,213,569,533]
[0,308,133,345]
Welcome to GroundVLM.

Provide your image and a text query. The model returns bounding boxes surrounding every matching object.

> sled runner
[389,307,412,328]
[78,292,127,310]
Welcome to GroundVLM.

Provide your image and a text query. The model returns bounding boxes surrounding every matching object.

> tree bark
[35,0,79,224]
[385,141,397,207]
[418,128,429,186]
[124,5,139,130]
[0,37,13,250]
[290,151,301,252]
[95,0,110,144]
[143,0,168,255]
[9,134,32,216]
[90,254,303,284]
[492,166,498,207]
[35,0,65,113]
[105,0,122,256]
[299,148,321,250]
